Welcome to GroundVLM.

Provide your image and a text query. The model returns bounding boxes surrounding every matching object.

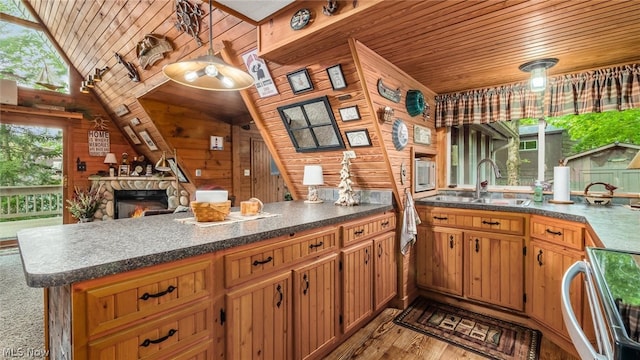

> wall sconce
[80,67,110,94]
[519,58,558,92]
[303,165,324,204]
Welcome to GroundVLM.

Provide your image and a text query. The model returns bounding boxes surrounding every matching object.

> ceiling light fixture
[519,58,558,92]
[162,1,254,91]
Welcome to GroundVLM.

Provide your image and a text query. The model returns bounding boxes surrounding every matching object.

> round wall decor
[290,9,312,30]
[406,90,425,117]
[392,119,409,150]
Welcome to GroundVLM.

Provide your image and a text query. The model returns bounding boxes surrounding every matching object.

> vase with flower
[66,185,102,222]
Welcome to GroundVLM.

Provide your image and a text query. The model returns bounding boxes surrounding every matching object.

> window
[519,140,537,151]
[0,0,69,92]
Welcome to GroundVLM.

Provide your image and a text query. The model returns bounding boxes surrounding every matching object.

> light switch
[244,169,250,176]
[195,169,202,176]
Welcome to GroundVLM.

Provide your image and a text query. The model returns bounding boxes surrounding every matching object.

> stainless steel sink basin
[431,195,476,202]
[472,198,531,206]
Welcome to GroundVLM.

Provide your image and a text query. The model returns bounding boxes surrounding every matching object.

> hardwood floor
[325,308,579,360]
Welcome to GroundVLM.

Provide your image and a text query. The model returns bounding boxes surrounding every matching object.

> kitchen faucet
[476,158,502,198]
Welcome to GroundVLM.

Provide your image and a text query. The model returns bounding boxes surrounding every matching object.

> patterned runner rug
[394,297,540,360]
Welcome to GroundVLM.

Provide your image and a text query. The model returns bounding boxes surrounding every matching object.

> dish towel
[401,189,421,255]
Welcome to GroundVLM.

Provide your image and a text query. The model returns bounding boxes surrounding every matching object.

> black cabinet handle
[482,220,500,226]
[276,284,283,308]
[378,242,383,257]
[449,235,454,249]
[381,220,390,227]
[365,248,370,265]
[475,238,479,252]
[433,216,448,221]
[537,250,544,266]
[354,229,365,236]
[139,285,176,300]
[546,229,562,236]
[302,274,309,295]
[140,329,177,347]
[252,256,273,266]
[309,241,324,249]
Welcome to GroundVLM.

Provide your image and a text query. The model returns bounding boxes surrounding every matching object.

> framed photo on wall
[287,68,313,94]
[339,105,360,121]
[123,125,141,145]
[345,129,372,147]
[138,130,158,151]
[326,64,347,90]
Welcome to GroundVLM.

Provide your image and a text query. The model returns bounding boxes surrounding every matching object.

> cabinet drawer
[342,212,396,246]
[530,215,584,250]
[87,301,213,360]
[81,259,213,338]
[225,227,337,288]
[422,207,525,235]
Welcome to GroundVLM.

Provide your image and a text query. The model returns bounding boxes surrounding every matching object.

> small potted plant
[66,185,102,222]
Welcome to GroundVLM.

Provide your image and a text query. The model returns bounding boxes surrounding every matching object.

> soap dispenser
[534,180,544,203]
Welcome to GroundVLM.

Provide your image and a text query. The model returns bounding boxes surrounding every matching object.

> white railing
[0,185,63,220]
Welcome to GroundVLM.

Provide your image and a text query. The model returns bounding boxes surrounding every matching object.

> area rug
[394,297,540,360]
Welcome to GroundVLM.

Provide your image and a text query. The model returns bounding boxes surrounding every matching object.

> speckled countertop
[416,197,640,252]
[17,201,393,288]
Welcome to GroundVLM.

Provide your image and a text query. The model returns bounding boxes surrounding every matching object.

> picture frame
[166,158,189,183]
[114,104,130,117]
[345,129,372,147]
[286,68,313,94]
[138,130,158,151]
[129,117,141,126]
[123,125,141,145]
[326,64,347,90]
[118,164,130,177]
[210,135,224,150]
[339,105,360,121]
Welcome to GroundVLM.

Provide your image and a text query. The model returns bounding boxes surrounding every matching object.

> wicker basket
[190,200,231,222]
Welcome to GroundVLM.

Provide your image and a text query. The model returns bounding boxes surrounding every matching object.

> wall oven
[562,247,640,359]
[414,158,436,192]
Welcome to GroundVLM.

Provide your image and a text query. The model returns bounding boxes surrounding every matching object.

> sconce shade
[162,1,254,91]
[628,151,640,169]
[103,153,117,165]
[519,58,558,92]
[303,165,324,186]
[155,151,171,172]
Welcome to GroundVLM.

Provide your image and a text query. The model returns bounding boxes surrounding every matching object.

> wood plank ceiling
[25,0,640,119]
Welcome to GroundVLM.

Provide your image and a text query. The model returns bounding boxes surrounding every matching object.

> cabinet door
[293,254,338,360]
[465,232,524,311]
[416,226,463,296]
[528,240,583,337]
[373,232,397,310]
[341,241,373,333]
[226,271,292,360]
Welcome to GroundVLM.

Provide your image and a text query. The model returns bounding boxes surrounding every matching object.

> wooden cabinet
[373,233,397,310]
[415,206,525,311]
[341,240,374,333]
[415,226,463,296]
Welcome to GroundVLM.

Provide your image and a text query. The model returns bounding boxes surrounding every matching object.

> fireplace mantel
[90,176,189,221]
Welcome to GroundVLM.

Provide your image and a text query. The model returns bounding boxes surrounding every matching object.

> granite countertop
[17,201,393,288]
[416,197,640,252]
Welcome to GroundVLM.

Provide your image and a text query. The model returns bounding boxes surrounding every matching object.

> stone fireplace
[90,176,189,221]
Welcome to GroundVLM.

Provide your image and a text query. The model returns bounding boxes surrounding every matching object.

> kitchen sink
[472,198,531,206]
[430,195,476,202]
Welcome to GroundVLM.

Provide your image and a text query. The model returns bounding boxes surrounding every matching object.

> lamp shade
[628,151,640,169]
[303,165,324,186]
[103,153,117,165]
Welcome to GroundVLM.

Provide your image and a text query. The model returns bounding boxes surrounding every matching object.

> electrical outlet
[343,150,356,159]
[244,169,250,176]
[195,169,202,176]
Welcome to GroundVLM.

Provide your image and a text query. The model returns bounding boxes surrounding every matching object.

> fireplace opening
[114,190,168,219]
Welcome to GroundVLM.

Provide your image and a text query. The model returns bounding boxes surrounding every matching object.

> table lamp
[103,153,117,176]
[303,165,324,203]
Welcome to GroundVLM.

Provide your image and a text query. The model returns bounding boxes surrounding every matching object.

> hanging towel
[400,189,421,255]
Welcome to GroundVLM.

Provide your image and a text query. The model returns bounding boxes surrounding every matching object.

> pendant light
[519,58,558,92]
[162,1,254,91]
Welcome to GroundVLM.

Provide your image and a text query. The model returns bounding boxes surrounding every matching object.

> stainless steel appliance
[414,158,436,192]
[562,247,640,359]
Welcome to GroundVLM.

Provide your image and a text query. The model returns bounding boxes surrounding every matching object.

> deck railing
[0,185,64,220]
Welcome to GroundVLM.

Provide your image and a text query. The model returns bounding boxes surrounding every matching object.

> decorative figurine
[115,53,140,82]
[174,0,203,46]
[136,34,173,69]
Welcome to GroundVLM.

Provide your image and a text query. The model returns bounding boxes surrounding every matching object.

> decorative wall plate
[406,90,425,117]
[377,79,401,103]
[290,8,312,30]
[392,119,409,150]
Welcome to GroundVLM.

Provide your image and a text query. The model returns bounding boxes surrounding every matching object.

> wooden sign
[88,131,110,156]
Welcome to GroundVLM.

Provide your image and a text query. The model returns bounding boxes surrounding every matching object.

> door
[373,233,397,310]
[416,226,463,296]
[341,241,373,333]
[251,139,284,203]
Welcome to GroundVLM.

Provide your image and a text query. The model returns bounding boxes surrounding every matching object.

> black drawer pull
[475,238,479,252]
[433,216,448,221]
[309,241,324,249]
[139,285,176,300]
[449,235,454,249]
[354,229,365,236]
[537,250,544,266]
[140,329,177,347]
[252,256,273,266]
[381,220,390,227]
[276,284,283,308]
[365,248,370,265]
[482,220,500,226]
[546,229,562,236]
[302,274,309,295]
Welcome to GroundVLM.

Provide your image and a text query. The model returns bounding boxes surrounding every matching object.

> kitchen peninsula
[18,200,396,359]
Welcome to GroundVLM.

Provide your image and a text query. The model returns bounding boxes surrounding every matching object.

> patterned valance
[435,63,640,128]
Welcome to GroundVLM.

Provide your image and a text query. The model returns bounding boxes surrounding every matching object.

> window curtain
[435,63,640,128]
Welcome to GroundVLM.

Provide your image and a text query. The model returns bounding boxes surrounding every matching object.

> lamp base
[304,199,323,204]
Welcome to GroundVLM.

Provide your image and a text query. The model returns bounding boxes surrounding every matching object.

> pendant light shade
[162,1,254,91]
[519,58,558,92]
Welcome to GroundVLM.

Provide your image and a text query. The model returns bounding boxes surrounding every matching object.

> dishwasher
[562,247,640,360]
